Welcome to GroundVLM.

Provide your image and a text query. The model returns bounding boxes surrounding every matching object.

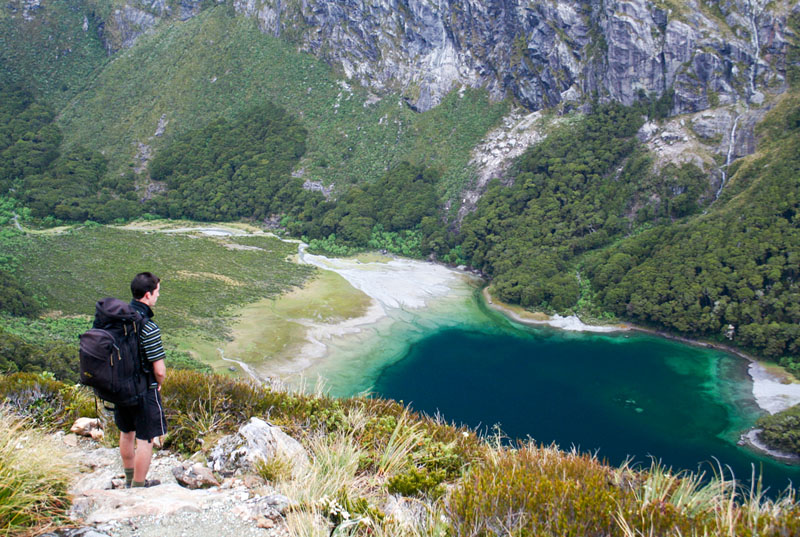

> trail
[217,348,263,383]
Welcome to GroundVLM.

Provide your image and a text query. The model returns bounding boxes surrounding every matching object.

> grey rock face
[227,0,792,113]
[209,417,309,477]
[97,0,207,52]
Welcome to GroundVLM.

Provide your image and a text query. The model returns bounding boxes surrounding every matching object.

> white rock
[209,418,309,477]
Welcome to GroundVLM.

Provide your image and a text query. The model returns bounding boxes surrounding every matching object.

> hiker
[116,272,167,488]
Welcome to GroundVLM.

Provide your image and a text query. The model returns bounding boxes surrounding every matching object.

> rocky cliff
[228,0,796,114]
[74,0,797,114]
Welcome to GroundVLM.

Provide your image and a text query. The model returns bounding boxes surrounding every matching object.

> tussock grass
[280,431,366,506]
[1,369,798,537]
[376,412,425,478]
[447,442,800,537]
[0,409,72,536]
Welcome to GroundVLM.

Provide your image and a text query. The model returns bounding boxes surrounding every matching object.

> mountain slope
[54,6,507,201]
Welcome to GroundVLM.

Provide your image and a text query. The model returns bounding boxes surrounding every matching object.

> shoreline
[256,249,480,387]
[113,222,800,463]
[738,429,800,465]
[481,287,626,333]
[480,286,800,463]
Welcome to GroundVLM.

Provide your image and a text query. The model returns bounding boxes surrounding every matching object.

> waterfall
[746,0,766,97]
[716,114,741,200]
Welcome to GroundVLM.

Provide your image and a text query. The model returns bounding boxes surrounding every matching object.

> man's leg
[119,431,136,486]
[132,438,154,485]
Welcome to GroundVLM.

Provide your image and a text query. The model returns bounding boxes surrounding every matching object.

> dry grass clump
[446,441,800,537]
[0,409,73,536]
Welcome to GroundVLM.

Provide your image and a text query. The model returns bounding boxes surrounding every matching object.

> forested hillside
[1,1,799,372]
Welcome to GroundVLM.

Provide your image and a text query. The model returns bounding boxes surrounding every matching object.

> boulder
[230,492,292,523]
[209,417,309,477]
[172,461,221,489]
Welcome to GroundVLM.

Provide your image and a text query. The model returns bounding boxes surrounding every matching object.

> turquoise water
[366,302,800,494]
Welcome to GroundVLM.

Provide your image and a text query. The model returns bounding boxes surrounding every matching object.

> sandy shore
[481,287,625,333]
[287,248,480,373]
[739,428,800,464]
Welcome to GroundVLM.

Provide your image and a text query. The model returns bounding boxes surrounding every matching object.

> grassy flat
[7,224,314,341]
[220,269,373,376]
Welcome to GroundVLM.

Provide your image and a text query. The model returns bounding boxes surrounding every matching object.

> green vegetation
[0,81,147,224]
[0,198,41,317]
[56,6,506,202]
[756,405,800,456]
[0,327,78,382]
[457,103,709,312]
[4,226,314,337]
[296,162,441,257]
[149,103,310,221]
[0,0,107,108]
[584,94,800,366]
[0,225,315,382]
[2,369,798,536]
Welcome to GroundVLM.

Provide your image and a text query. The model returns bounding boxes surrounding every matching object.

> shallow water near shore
[298,285,800,494]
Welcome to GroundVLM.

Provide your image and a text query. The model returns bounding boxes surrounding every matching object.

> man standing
[116,272,167,488]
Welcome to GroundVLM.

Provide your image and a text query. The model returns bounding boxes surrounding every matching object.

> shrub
[0,372,95,428]
[756,404,800,455]
[447,443,623,536]
[387,467,446,498]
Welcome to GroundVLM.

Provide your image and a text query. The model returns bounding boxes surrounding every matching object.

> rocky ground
[46,419,300,537]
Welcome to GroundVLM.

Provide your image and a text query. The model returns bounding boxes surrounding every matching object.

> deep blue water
[373,325,800,493]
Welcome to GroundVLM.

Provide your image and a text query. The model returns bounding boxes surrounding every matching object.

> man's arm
[152,359,166,390]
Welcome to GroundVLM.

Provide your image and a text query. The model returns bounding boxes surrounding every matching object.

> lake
[287,254,800,494]
[371,316,800,494]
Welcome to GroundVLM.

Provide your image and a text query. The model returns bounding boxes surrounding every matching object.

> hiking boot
[130,479,161,488]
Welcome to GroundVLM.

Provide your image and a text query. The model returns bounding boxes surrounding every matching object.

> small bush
[387,466,446,498]
[255,452,295,483]
[0,372,95,428]
[447,443,622,537]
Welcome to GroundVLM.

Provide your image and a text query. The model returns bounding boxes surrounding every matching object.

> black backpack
[79,298,148,407]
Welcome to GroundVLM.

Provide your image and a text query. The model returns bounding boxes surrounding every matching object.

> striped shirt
[140,320,166,363]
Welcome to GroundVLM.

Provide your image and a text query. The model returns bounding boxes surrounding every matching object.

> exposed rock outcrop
[9,0,795,114]
[231,0,794,113]
[209,417,309,477]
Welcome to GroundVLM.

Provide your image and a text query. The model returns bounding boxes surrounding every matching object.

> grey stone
[172,461,221,489]
[223,0,791,114]
[87,0,792,116]
[209,417,309,477]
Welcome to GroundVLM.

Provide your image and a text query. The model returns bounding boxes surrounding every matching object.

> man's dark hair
[131,272,160,300]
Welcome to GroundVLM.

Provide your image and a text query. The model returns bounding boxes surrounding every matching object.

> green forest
[3,72,800,370]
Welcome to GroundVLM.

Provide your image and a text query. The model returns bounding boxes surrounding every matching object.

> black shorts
[114,388,168,441]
